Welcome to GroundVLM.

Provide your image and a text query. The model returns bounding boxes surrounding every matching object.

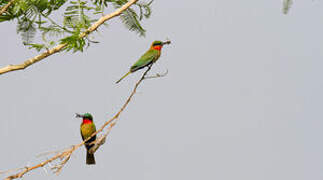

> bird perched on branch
[76,113,97,165]
[116,40,171,84]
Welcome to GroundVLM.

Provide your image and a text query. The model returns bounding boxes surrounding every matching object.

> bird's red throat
[152,45,162,51]
[82,119,92,124]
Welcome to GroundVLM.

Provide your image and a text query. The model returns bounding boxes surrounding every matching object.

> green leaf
[283,0,293,14]
[136,0,153,20]
[120,8,146,36]
[60,29,86,53]
[17,16,37,44]
[26,43,46,51]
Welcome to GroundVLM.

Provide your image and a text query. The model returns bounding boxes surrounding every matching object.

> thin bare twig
[0,168,25,175]
[3,66,153,180]
[0,0,139,75]
[0,0,15,15]
[144,69,168,79]
[36,150,62,158]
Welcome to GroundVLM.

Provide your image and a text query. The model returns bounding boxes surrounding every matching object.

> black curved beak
[75,113,84,118]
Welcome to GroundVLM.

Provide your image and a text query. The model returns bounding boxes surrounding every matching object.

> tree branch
[0,0,15,15]
[0,0,139,75]
[3,66,153,180]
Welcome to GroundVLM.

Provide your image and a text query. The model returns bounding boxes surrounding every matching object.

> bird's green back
[130,49,160,72]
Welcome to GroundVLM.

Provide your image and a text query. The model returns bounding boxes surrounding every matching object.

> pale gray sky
[1,1,323,180]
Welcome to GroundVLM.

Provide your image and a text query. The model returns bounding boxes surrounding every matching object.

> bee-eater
[116,40,170,84]
[76,113,97,165]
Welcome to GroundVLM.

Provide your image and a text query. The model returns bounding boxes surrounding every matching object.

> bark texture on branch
[0,0,15,15]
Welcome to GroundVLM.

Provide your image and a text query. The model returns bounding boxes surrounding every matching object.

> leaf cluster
[0,0,153,52]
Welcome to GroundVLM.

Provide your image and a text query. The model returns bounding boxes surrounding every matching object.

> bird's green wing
[130,49,158,72]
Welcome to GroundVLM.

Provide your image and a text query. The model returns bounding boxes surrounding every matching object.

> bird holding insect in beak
[76,113,97,165]
[116,40,171,83]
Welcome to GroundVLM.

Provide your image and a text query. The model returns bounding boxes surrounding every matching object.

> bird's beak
[162,40,171,45]
[75,113,84,118]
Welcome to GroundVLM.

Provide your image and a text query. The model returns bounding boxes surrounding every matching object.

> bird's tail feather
[116,71,131,84]
[86,151,96,165]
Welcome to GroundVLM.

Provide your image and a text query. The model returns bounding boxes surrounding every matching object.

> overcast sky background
[1,1,323,180]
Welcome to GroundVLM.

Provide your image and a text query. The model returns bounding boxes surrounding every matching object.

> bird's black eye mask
[153,41,163,46]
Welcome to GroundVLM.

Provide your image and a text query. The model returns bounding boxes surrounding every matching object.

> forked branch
[2,66,157,180]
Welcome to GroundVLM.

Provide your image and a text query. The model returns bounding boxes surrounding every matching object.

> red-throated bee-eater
[76,113,97,165]
[116,40,170,84]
